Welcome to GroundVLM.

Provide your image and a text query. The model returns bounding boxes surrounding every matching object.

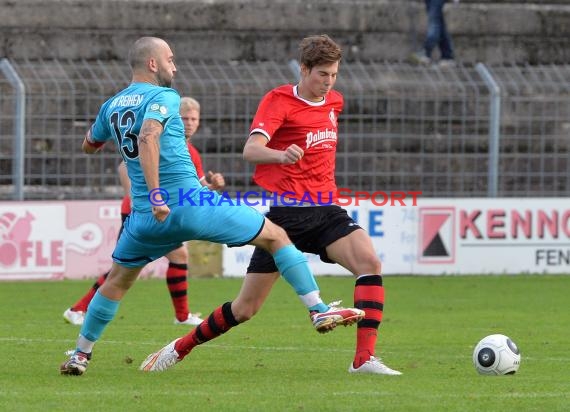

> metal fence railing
[1,59,569,200]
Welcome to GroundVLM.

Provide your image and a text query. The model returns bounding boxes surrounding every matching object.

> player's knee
[371,256,382,275]
[258,220,291,253]
[355,253,382,275]
[267,221,288,241]
[105,265,140,291]
[231,301,261,322]
[100,275,133,298]
[166,245,188,262]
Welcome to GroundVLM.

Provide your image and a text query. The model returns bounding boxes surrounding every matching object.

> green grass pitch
[1,275,569,411]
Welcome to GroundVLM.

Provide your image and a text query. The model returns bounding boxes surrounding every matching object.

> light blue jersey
[91,82,202,213]
[90,82,264,267]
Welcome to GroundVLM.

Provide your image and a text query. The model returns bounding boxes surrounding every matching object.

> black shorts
[246,205,362,273]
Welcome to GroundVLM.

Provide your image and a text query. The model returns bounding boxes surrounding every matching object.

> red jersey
[250,84,343,204]
[121,194,131,215]
[187,142,205,181]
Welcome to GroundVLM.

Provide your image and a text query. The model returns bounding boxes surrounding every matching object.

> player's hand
[281,144,304,164]
[152,204,171,222]
[207,171,225,190]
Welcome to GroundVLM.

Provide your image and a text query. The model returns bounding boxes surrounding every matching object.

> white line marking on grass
[3,390,568,402]
[19,390,562,400]
[3,337,570,362]
[0,336,356,354]
[421,392,570,400]
[330,392,570,399]
[0,390,243,397]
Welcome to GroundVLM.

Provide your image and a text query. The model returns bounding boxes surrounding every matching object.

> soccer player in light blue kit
[60,36,363,375]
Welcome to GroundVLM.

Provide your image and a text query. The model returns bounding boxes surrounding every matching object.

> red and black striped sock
[166,262,189,322]
[175,302,239,359]
[353,274,384,368]
[71,271,109,312]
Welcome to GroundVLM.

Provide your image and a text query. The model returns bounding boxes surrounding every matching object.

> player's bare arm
[243,133,304,165]
[82,128,104,154]
[138,118,169,221]
[117,162,131,195]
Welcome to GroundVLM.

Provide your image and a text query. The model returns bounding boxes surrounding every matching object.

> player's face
[299,61,339,102]
[180,108,200,139]
[155,44,177,87]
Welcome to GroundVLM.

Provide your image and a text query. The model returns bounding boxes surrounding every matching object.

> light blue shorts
[112,191,265,268]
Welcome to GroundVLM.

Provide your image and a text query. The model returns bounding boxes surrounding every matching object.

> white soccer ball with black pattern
[472,334,521,375]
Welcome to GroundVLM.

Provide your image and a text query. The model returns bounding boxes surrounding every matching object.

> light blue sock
[77,291,120,349]
[273,245,328,313]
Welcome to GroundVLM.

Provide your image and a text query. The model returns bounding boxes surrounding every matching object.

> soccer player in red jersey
[140,35,398,375]
[240,34,401,375]
[180,97,225,191]
[63,97,224,327]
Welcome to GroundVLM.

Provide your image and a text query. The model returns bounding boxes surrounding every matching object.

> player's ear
[148,57,158,73]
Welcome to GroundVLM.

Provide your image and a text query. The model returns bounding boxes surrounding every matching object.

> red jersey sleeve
[187,143,205,181]
[249,89,288,141]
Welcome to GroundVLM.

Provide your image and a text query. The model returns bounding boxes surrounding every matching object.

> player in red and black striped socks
[140,35,400,376]
[63,193,204,326]
[351,275,387,371]
[174,302,238,359]
[165,261,194,324]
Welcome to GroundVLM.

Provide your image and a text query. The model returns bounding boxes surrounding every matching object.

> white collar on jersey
[293,85,326,106]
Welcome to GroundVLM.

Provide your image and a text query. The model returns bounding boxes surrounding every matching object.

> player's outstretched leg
[140,301,238,372]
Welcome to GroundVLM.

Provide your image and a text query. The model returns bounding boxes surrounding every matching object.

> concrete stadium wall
[1,0,570,64]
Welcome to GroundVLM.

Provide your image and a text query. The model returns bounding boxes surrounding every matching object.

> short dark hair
[298,34,342,70]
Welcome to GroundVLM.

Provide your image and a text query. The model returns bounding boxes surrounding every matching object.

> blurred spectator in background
[411,0,458,67]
